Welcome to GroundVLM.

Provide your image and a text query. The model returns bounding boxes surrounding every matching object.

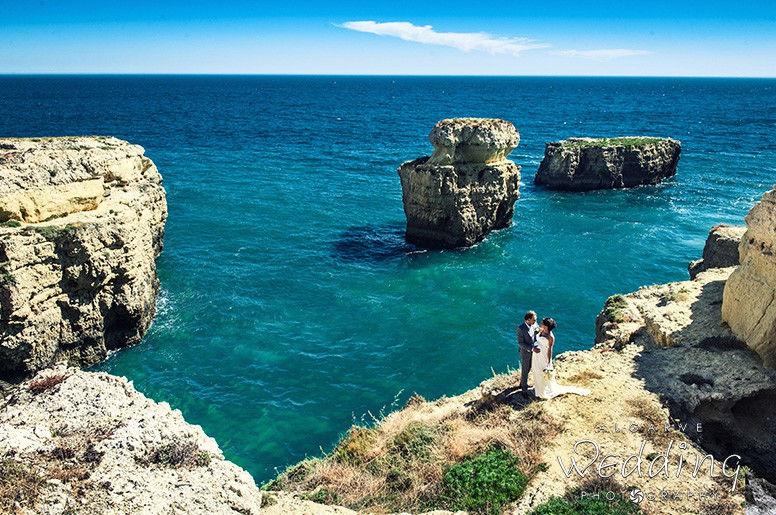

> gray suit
[517,322,538,393]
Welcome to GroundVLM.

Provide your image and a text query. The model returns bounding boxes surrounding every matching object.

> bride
[531,317,590,399]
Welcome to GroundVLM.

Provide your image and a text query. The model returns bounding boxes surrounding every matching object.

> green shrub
[0,271,15,285]
[332,426,377,465]
[302,488,340,505]
[438,447,528,514]
[32,224,76,240]
[603,295,629,323]
[0,220,22,228]
[530,491,641,514]
[43,212,68,222]
[665,287,690,303]
[393,422,437,460]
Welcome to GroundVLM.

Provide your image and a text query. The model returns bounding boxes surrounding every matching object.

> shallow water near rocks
[1,75,774,482]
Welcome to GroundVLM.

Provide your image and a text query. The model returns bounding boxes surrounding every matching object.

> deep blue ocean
[1,76,774,482]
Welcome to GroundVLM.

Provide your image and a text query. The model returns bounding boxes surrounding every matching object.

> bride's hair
[542,317,557,330]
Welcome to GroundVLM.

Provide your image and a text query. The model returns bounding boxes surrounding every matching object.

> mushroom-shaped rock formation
[398,118,521,249]
[723,186,776,368]
[534,137,681,191]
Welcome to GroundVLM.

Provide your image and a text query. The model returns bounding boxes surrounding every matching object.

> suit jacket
[517,322,538,353]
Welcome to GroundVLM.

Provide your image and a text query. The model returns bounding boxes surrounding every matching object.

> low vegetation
[43,212,69,222]
[264,375,564,513]
[603,294,630,323]
[438,447,528,514]
[29,224,77,240]
[665,286,691,303]
[530,476,641,514]
[0,458,47,513]
[145,439,211,468]
[0,417,124,512]
[564,137,664,148]
[530,491,640,514]
[28,373,71,394]
[0,270,15,285]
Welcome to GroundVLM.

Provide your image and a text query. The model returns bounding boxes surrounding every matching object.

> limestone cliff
[0,137,166,381]
[595,266,776,482]
[0,366,262,514]
[398,118,521,248]
[722,186,776,368]
[534,137,681,191]
[688,223,745,279]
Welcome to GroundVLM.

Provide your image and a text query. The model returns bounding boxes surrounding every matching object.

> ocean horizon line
[1,73,775,80]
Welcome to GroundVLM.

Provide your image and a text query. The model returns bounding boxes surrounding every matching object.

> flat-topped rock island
[534,136,681,191]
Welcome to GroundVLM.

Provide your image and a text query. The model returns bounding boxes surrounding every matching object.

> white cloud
[551,49,652,61]
[338,21,547,56]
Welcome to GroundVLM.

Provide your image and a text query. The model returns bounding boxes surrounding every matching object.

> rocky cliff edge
[0,366,262,514]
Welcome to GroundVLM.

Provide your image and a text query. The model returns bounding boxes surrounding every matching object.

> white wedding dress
[531,334,590,399]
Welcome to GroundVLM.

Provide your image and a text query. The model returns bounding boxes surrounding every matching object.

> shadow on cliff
[332,224,417,263]
[631,277,776,480]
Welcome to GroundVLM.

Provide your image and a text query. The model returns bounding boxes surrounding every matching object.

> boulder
[723,186,776,368]
[534,137,681,191]
[688,223,746,279]
[398,119,521,248]
[0,137,167,381]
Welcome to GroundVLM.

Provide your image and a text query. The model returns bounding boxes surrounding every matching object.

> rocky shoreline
[2,137,774,513]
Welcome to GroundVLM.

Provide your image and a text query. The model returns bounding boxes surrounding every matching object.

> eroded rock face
[723,187,776,368]
[398,119,521,248]
[596,267,776,478]
[0,137,167,381]
[0,366,262,514]
[688,223,746,279]
[534,137,681,191]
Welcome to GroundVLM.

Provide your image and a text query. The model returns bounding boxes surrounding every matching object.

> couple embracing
[517,310,589,400]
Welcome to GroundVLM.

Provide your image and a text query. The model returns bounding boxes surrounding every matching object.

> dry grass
[265,375,565,513]
[144,438,212,468]
[27,373,71,394]
[0,418,126,511]
[625,397,674,445]
[0,458,46,514]
[565,370,604,386]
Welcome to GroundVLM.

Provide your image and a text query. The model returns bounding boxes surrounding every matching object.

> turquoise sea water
[1,76,774,482]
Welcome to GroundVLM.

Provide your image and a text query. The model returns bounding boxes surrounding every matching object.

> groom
[517,310,541,398]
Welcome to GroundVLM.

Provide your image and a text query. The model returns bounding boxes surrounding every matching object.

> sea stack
[0,137,167,381]
[397,118,521,248]
[722,186,776,368]
[534,137,681,191]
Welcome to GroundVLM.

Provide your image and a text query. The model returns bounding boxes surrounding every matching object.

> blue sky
[1,0,775,76]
